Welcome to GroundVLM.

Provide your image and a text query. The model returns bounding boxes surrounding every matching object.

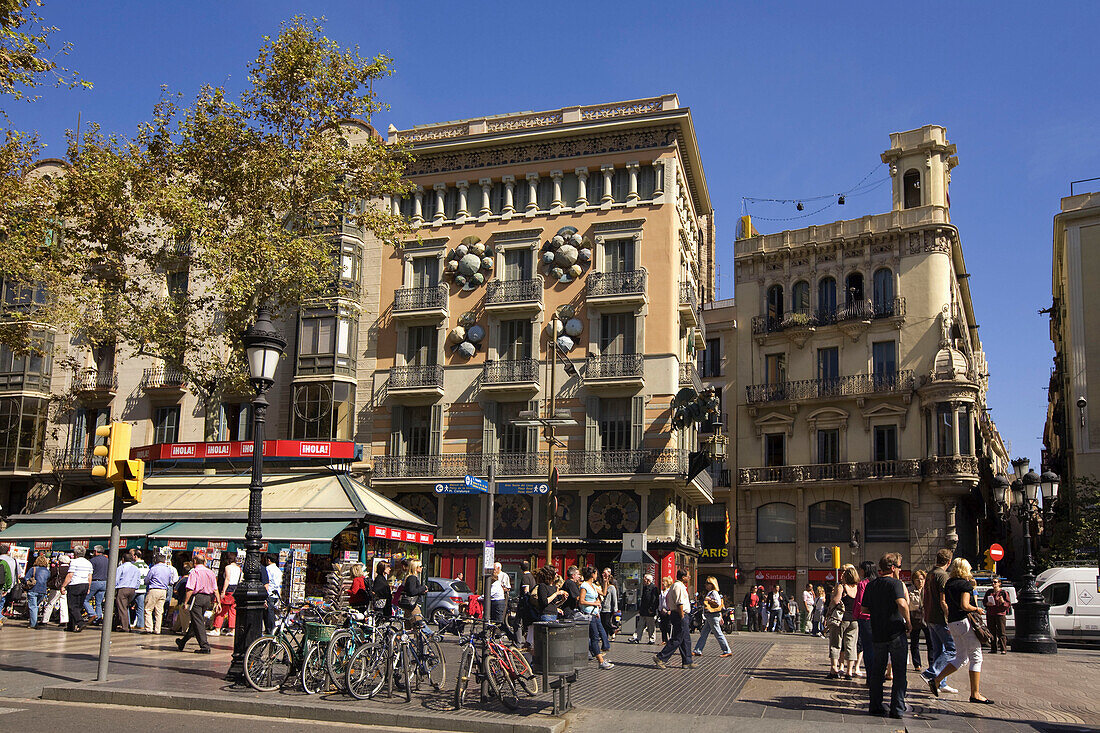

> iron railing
[586,354,644,379]
[751,297,907,334]
[393,284,448,312]
[388,364,444,389]
[738,459,923,485]
[72,369,118,393]
[746,370,913,403]
[482,358,539,385]
[372,449,690,479]
[485,278,541,306]
[587,269,647,298]
[47,448,105,471]
[679,360,702,391]
[141,367,186,389]
[679,281,700,318]
[921,455,980,476]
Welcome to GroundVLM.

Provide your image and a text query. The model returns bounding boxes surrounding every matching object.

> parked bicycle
[453,619,537,711]
[243,600,340,692]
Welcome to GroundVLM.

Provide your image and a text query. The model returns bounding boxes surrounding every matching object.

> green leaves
[0,0,89,101]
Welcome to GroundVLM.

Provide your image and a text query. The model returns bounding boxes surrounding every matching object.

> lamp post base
[1010,591,1058,654]
[225,582,269,683]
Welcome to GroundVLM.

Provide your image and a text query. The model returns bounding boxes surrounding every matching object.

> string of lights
[745,177,891,221]
[742,162,885,204]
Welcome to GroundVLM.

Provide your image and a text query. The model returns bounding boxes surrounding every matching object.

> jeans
[27,590,46,627]
[858,618,874,671]
[910,623,930,668]
[924,623,956,680]
[264,596,277,634]
[133,592,145,628]
[539,613,559,622]
[87,580,107,619]
[760,607,770,631]
[869,632,908,715]
[694,613,730,654]
[657,613,692,666]
[587,612,609,657]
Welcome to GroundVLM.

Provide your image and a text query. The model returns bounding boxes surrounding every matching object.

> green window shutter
[526,399,540,452]
[585,397,600,451]
[631,395,645,450]
[430,403,443,456]
[389,405,404,456]
[483,401,497,455]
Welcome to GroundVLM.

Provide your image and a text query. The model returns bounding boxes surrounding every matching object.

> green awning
[0,521,174,550]
[145,520,352,554]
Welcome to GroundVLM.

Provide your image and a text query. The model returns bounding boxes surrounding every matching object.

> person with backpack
[42,553,70,627]
[24,553,51,628]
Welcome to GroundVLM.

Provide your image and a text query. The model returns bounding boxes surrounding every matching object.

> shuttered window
[599,313,635,355]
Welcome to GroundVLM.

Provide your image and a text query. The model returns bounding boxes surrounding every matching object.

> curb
[42,683,567,733]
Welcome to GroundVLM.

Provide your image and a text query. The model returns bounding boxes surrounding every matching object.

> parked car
[422,577,472,625]
[1034,566,1100,642]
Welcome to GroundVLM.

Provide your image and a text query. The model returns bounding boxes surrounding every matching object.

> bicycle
[244,601,339,692]
[325,609,383,694]
[453,620,537,711]
[345,618,401,700]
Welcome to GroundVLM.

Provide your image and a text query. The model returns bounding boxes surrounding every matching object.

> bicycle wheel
[385,633,397,699]
[345,643,386,700]
[423,639,447,690]
[453,646,475,709]
[301,643,328,695]
[507,646,538,695]
[400,643,412,702]
[325,629,355,693]
[488,656,518,710]
[244,636,293,692]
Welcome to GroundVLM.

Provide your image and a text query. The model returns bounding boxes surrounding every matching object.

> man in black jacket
[560,566,582,619]
[630,574,660,644]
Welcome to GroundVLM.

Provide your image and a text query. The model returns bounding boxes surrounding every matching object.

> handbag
[967,611,993,645]
[825,602,845,633]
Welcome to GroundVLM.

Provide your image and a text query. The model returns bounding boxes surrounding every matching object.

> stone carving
[396,123,469,142]
[444,236,493,289]
[487,112,564,133]
[581,99,663,121]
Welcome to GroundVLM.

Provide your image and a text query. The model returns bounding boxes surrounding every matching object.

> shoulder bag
[967,610,993,645]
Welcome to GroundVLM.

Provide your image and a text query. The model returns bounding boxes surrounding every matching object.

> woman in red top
[348,564,370,611]
[852,560,878,678]
[983,578,1011,654]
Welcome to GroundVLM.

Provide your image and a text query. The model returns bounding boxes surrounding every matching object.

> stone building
[368,95,717,591]
[732,125,1009,594]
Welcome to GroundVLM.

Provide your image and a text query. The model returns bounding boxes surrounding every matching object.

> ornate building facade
[733,125,1009,594]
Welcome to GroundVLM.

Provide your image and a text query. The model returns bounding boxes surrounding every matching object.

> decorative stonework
[592,219,647,232]
[492,228,544,243]
[399,123,470,143]
[581,99,664,121]
[444,236,494,289]
[487,111,564,133]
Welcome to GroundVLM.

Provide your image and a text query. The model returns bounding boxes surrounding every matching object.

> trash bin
[531,621,575,677]
[572,617,590,670]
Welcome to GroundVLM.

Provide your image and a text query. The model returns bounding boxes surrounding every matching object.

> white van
[1035,567,1100,642]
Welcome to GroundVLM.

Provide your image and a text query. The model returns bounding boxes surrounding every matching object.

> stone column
[652,160,665,199]
[432,183,446,224]
[502,175,515,217]
[525,173,539,216]
[479,178,492,219]
[456,180,469,221]
[626,161,640,206]
[389,195,399,217]
[550,170,563,211]
[575,167,589,208]
[412,186,424,226]
[601,165,614,206]
[944,498,959,550]
[949,402,960,456]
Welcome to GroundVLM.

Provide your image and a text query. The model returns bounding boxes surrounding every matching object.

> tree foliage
[1044,475,1100,566]
[0,0,88,100]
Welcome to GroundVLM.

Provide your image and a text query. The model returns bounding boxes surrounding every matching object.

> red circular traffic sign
[989,543,1004,562]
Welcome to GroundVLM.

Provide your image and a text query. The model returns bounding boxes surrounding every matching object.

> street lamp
[226,306,286,682]
[994,461,1060,654]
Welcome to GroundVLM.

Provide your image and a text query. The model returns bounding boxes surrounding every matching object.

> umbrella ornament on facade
[444,236,494,289]
[448,311,484,358]
[541,226,592,283]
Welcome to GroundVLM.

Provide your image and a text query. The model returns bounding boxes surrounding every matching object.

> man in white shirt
[654,569,693,669]
[0,544,17,627]
[62,545,95,632]
[802,583,816,634]
[263,554,282,633]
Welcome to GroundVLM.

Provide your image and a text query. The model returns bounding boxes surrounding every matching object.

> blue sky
[9,1,1100,465]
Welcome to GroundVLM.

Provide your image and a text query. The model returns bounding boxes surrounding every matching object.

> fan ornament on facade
[541,226,592,284]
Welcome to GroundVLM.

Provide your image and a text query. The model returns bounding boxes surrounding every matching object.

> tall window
[764,433,785,467]
[903,169,921,209]
[936,403,955,456]
[766,284,784,322]
[499,319,532,360]
[298,311,355,375]
[845,272,864,304]
[442,186,458,219]
[513,179,530,211]
[817,429,840,464]
[498,402,529,453]
[603,238,634,272]
[73,407,110,455]
[410,257,439,288]
[757,502,796,543]
[406,325,437,366]
[764,353,786,386]
[818,276,837,319]
[166,268,189,310]
[611,168,630,202]
[0,396,48,470]
[503,249,531,280]
[872,341,896,379]
[864,498,910,542]
[872,268,894,311]
[792,281,810,314]
[638,166,657,199]
[599,313,635,355]
[154,406,180,443]
[536,177,554,210]
[0,330,54,391]
[488,181,505,214]
[421,189,438,220]
[958,404,972,455]
[218,403,252,441]
[809,501,851,544]
[403,405,431,456]
[291,382,353,440]
[599,397,630,451]
[703,338,721,377]
[399,195,415,220]
[817,347,839,385]
[874,425,898,462]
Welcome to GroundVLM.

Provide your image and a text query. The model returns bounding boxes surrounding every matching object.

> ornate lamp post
[226,307,286,682]
[994,461,1060,654]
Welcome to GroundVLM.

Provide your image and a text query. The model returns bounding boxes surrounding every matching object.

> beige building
[1045,186,1100,496]
[698,298,736,589]
[368,95,717,590]
[732,125,1009,594]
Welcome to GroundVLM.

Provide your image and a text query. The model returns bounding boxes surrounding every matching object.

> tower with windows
[881,125,958,213]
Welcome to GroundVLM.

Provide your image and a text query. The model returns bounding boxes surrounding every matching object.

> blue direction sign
[434,482,478,495]
[464,474,489,492]
[497,481,550,495]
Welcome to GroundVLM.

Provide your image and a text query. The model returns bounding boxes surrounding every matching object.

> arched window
[809,500,851,544]
[845,272,864,305]
[818,276,837,320]
[872,268,894,314]
[767,284,784,323]
[792,281,810,314]
[903,169,921,209]
[864,498,910,542]
[757,502,796,543]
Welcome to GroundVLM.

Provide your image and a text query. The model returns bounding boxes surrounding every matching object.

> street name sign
[497,481,549,495]
[464,474,489,492]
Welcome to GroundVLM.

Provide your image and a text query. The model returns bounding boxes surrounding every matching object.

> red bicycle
[453,620,537,710]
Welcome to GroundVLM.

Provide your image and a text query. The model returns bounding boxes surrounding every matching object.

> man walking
[630,574,659,644]
[115,549,141,632]
[0,543,16,627]
[983,577,1010,654]
[654,569,693,669]
[921,549,958,695]
[864,553,911,719]
[801,583,815,634]
[769,585,783,632]
[87,545,109,625]
[62,545,94,632]
[144,551,177,634]
[263,554,282,633]
[176,552,218,654]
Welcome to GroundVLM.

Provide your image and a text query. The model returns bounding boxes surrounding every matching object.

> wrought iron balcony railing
[679,360,702,390]
[746,370,914,403]
[485,278,541,306]
[679,281,700,317]
[586,269,647,298]
[586,354,644,379]
[393,284,448,313]
[751,297,907,334]
[921,455,980,477]
[372,449,690,479]
[738,459,923,485]
[388,364,444,390]
[47,448,105,471]
[72,369,118,393]
[141,367,187,390]
[482,358,539,386]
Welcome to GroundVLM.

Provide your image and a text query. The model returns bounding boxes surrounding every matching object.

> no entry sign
[989,543,1004,562]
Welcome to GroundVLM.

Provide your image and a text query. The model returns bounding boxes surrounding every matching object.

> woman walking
[828,564,859,679]
[600,568,619,640]
[812,585,826,637]
[580,567,614,669]
[692,576,732,657]
[372,560,392,617]
[909,570,929,670]
[928,558,993,704]
[24,554,50,628]
[398,558,427,629]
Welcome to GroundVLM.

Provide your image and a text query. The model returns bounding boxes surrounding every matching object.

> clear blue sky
[9,1,1100,466]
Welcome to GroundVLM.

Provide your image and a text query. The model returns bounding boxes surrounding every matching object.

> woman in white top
[580,567,614,669]
[62,545,94,632]
[657,576,673,642]
[692,576,732,657]
[211,555,241,635]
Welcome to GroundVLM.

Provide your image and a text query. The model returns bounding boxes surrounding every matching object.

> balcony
[738,459,923,486]
[387,364,444,401]
[586,269,647,306]
[141,367,187,393]
[584,354,644,390]
[746,370,914,404]
[751,297,907,336]
[481,358,539,395]
[46,448,104,472]
[679,360,702,391]
[72,369,118,400]
[921,455,979,478]
[484,278,542,315]
[679,282,700,326]
[392,284,448,321]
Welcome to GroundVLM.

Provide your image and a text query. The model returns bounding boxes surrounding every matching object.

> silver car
[423,577,472,625]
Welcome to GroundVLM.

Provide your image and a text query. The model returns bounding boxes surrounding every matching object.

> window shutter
[527,399,540,452]
[483,401,497,455]
[388,406,403,456]
[430,404,444,456]
[72,409,87,453]
[631,395,645,450]
[585,397,600,451]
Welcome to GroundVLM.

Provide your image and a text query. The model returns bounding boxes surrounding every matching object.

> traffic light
[983,549,995,572]
[91,422,143,504]
[832,546,841,570]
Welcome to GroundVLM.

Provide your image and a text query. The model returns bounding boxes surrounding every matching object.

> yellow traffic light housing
[117,458,144,504]
[983,549,995,572]
[90,421,143,504]
[832,546,841,570]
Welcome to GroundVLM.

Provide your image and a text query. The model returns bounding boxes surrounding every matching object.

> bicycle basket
[304,621,336,644]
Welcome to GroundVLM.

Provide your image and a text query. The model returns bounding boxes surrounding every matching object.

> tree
[1043,475,1100,567]
[0,16,410,435]
[0,0,88,100]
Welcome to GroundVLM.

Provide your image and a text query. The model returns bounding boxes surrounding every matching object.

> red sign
[34,541,53,551]
[755,569,797,581]
[206,541,228,551]
[130,440,356,462]
[989,543,1004,562]
[164,540,188,550]
[288,542,311,552]
[367,524,433,545]
[809,569,837,583]
[661,552,676,580]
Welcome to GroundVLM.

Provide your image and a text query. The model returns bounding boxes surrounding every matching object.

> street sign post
[483,541,495,572]
[989,543,1005,562]
[434,482,478,495]
[497,481,549,495]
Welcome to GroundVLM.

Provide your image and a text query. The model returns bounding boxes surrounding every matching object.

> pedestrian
[371,560,392,617]
[24,553,50,629]
[130,549,149,630]
[768,584,783,632]
[864,552,911,719]
[211,551,240,635]
[172,562,192,633]
[983,578,1010,655]
[42,553,70,627]
[654,568,692,669]
[599,568,619,640]
[87,545,109,625]
[927,558,993,705]
[0,543,16,627]
[520,560,537,647]
[920,549,960,696]
[853,560,879,676]
[399,558,427,629]
[144,551,177,635]
[828,564,859,679]
[349,563,370,611]
[786,593,798,632]
[560,566,582,619]
[908,570,929,670]
[579,566,614,669]
[62,545,93,632]
[801,583,815,634]
[489,563,512,639]
[263,554,282,633]
[758,585,769,632]
[115,549,141,632]
[693,576,732,657]
[534,565,567,622]
[812,586,826,636]
[630,573,659,644]
[657,576,673,642]
[176,552,218,654]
